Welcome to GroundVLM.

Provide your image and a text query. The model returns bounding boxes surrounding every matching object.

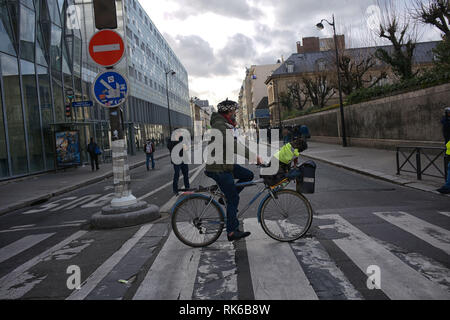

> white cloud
[139,0,444,107]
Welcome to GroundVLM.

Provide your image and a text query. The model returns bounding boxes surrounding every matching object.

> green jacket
[447,141,450,156]
[205,113,254,173]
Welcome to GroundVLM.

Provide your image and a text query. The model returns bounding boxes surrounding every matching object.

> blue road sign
[72,101,93,108]
[92,71,129,108]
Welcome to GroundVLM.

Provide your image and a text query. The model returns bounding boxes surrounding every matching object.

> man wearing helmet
[205,99,262,242]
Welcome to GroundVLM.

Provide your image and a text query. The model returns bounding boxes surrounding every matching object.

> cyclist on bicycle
[205,99,262,242]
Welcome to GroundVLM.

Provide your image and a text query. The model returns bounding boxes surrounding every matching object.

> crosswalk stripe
[0,231,87,300]
[318,214,450,300]
[438,212,450,218]
[373,211,450,254]
[0,233,55,264]
[133,225,202,300]
[244,218,318,300]
[67,224,153,300]
[193,231,238,300]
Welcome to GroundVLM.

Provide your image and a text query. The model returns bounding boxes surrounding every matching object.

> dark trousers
[173,163,190,193]
[205,165,254,233]
[90,154,99,171]
[146,153,155,170]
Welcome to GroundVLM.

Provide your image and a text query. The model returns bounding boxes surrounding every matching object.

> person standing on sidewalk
[168,132,190,195]
[87,138,100,171]
[144,139,156,171]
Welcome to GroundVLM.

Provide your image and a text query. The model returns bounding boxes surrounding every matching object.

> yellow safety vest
[274,143,300,164]
[447,141,450,156]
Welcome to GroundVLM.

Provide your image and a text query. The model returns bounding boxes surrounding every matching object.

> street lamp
[165,69,176,135]
[316,14,348,147]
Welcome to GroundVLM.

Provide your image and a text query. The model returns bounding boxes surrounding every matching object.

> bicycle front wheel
[260,189,313,242]
[171,194,225,248]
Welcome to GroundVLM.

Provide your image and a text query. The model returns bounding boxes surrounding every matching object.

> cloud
[165,33,258,78]
[167,0,264,20]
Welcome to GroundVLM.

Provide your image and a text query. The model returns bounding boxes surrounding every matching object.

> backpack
[145,143,153,154]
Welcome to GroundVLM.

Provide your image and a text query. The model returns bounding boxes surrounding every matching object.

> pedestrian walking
[168,132,190,195]
[87,137,100,171]
[144,138,155,171]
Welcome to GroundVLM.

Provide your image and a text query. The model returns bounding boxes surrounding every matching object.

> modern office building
[0,0,191,180]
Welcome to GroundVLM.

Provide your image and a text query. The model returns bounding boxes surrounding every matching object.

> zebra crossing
[0,210,449,300]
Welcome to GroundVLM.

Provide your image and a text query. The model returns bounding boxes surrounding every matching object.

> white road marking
[438,212,450,218]
[244,218,318,300]
[93,44,121,53]
[0,233,55,264]
[373,211,450,254]
[82,193,115,208]
[67,224,153,300]
[23,197,77,214]
[159,164,205,213]
[133,225,203,300]
[49,195,101,212]
[138,166,201,201]
[9,225,35,229]
[0,231,87,299]
[318,214,450,300]
[0,224,83,234]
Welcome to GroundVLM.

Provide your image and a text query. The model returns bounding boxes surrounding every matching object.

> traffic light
[65,104,72,118]
[93,0,117,30]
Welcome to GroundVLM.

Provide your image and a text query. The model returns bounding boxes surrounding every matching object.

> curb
[0,153,170,216]
[302,153,447,196]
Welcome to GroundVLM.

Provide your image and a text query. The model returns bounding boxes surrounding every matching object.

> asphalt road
[0,158,448,300]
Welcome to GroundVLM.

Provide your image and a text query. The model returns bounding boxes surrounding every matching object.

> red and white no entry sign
[89,29,125,67]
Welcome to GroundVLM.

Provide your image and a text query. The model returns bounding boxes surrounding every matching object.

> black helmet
[217,98,239,113]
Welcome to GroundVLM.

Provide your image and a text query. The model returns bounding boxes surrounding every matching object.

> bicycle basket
[296,160,316,194]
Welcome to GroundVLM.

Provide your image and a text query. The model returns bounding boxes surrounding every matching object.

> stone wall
[283,83,450,149]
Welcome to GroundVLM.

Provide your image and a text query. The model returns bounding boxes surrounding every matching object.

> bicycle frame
[176,177,292,224]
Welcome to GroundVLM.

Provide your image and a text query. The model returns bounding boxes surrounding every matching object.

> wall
[283,83,450,149]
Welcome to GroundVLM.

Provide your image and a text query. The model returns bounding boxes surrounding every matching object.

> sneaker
[227,230,251,242]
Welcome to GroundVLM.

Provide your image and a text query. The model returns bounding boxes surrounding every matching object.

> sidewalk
[301,141,448,196]
[0,150,170,216]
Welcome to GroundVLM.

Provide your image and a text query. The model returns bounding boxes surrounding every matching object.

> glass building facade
[0,0,191,180]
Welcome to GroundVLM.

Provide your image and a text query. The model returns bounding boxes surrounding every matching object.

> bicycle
[170,164,314,247]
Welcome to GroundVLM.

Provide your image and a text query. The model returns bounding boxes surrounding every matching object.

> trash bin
[296,160,316,194]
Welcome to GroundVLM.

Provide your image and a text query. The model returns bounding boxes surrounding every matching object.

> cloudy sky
[139,0,443,107]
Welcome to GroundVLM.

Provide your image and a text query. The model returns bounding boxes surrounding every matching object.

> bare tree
[374,0,419,80]
[287,82,309,110]
[411,0,450,38]
[301,74,335,108]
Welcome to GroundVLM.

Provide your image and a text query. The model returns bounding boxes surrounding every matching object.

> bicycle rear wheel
[260,189,313,242]
[171,194,225,248]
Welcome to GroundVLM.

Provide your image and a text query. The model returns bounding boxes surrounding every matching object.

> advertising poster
[55,131,81,167]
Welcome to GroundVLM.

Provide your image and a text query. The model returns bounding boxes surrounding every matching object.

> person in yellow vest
[437,140,450,194]
[273,135,308,180]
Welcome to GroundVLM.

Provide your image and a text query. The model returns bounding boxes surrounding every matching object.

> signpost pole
[89,1,159,229]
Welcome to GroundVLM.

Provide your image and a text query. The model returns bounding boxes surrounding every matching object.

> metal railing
[396,146,448,181]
